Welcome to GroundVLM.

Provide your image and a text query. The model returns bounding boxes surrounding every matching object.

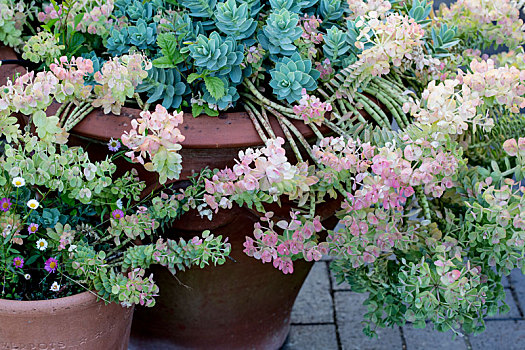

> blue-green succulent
[106,27,131,56]
[318,0,345,23]
[202,78,240,110]
[259,8,303,56]
[114,0,164,22]
[215,0,257,41]
[323,26,352,65]
[136,67,188,109]
[128,19,157,50]
[269,0,318,12]
[188,32,244,82]
[179,0,217,18]
[269,53,320,103]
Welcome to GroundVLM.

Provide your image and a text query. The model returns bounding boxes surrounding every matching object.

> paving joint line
[399,326,407,350]
[290,322,336,326]
[507,275,525,318]
[325,261,343,350]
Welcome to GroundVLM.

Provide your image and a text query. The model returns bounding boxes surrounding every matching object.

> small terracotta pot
[0,292,134,349]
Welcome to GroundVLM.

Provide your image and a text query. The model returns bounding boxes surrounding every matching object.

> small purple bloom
[108,138,121,152]
[13,257,24,268]
[112,209,124,220]
[28,223,39,234]
[44,257,58,273]
[0,198,12,212]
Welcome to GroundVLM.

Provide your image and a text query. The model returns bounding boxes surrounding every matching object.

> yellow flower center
[50,262,56,269]
[15,181,21,186]
[39,242,44,247]
[2,203,8,209]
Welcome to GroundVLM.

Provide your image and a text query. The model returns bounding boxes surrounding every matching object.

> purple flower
[0,198,12,212]
[112,209,124,220]
[28,223,39,234]
[108,138,121,152]
[44,257,58,273]
[13,257,24,268]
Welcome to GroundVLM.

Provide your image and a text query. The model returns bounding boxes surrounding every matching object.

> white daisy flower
[116,198,123,209]
[50,281,60,292]
[36,238,48,251]
[12,177,25,187]
[27,199,39,210]
[24,274,31,280]
[68,244,77,252]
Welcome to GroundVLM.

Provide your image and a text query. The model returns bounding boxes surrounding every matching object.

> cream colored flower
[12,177,25,187]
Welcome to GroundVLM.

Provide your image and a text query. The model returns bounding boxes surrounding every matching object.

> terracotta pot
[0,291,134,349]
[0,46,352,349]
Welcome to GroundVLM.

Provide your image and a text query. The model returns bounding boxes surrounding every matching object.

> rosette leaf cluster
[323,26,352,65]
[269,53,320,103]
[188,32,244,83]
[215,0,257,41]
[136,67,188,109]
[259,8,303,56]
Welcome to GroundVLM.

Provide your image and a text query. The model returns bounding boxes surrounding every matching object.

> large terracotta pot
[0,46,342,349]
[0,292,134,349]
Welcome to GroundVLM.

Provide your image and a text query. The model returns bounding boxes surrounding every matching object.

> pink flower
[112,209,124,220]
[0,198,12,212]
[13,257,24,268]
[45,257,58,273]
[503,138,518,156]
[28,223,39,234]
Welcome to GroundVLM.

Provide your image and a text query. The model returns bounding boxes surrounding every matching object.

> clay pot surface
[0,291,134,349]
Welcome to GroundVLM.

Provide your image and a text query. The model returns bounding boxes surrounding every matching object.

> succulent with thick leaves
[269,53,320,103]
[188,32,244,82]
[215,0,257,41]
[318,0,345,23]
[180,0,217,18]
[239,0,263,15]
[407,0,432,27]
[129,19,157,50]
[323,26,352,66]
[169,12,205,44]
[346,18,372,55]
[114,0,163,22]
[430,24,459,58]
[202,77,240,110]
[106,27,131,56]
[137,67,188,109]
[259,8,303,56]
[269,0,319,12]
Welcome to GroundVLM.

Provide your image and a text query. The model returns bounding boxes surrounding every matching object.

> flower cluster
[121,104,185,184]
[243,211,327,274]
[0,0,27,49]
[293,89,333,125]
[408,59,525,134]
[203,137,318,213]
[93,54,151,115]
[439,0,525,49]
[358,13,425,77]
[77,0,115,38]
[22,32,65,66]
[347,0,392,19]
[49,56,95,102]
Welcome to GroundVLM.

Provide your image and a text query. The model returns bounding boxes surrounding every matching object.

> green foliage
[269,53,320,103]
[153,33,186,68]
[179,0,217,18]
[128,19,157,50]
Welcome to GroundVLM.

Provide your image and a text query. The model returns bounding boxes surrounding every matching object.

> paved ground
[282,259,525,350]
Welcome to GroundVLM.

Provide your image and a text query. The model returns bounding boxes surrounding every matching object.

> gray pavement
[282,260,525,350]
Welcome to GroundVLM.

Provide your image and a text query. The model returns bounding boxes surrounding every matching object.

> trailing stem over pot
[2,0,525,339]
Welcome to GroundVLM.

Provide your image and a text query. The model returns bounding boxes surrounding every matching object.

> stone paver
[291,262,334,324]
[403,326,467,350]
[282,258,525,350]
[469,320,525,349]
[329,268,351,291]
[282,325,338,350]
[334,291,404,350]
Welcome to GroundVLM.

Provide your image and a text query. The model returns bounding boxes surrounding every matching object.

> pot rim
[0,290,102,311]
